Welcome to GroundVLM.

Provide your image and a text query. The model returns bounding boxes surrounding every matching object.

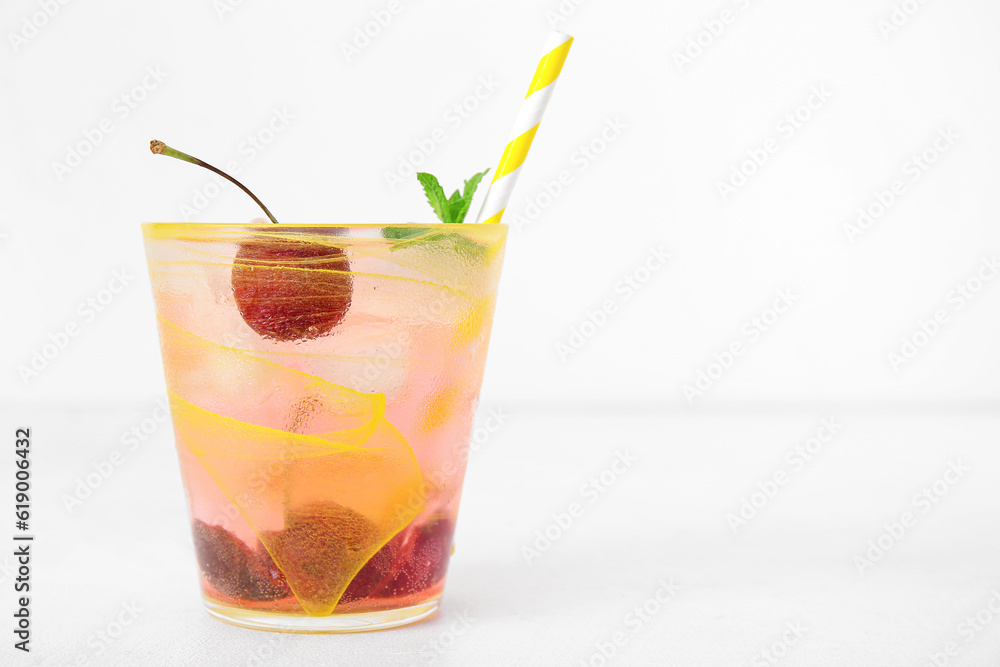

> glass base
[203,597,441,634]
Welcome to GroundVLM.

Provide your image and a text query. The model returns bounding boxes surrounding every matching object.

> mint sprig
[417,172,453,223]
[417,169,490,224]
[384,168,492,249]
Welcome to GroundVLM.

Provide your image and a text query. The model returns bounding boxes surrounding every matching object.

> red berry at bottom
[191,520,290,602]
[338,539,395,604]
[340,518,455,604]
[384,518,454,597]
[191,513,455,609]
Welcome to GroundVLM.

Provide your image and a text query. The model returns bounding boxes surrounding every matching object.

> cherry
[148,141,353,342]
[338,538,395,604]
[191,520,290,602]
[253,543,292,600]
[383,518,454,597]
[231,238,352,342]
[339,518,455,604]
[192,514,455,607]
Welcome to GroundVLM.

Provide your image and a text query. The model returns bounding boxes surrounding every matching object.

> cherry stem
[149,140,279,224]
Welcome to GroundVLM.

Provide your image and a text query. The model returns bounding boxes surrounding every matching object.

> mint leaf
[417,172,451,224]
[386,230,442,247]
[383,227,429,241]
[387,230,487,258]
[462,169,489,206]
[416,168,490,224]
[451,169,490,224]
[446,189,463,223]
[391,168,491,250]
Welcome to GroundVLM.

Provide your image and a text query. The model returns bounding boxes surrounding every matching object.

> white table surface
[8,404,1000,666]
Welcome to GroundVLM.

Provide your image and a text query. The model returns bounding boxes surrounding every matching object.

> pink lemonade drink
[142,222,507,632]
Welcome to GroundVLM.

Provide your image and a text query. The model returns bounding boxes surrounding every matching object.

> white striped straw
[476,31,574,224]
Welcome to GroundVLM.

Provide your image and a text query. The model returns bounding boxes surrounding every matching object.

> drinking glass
[142,222,507,632]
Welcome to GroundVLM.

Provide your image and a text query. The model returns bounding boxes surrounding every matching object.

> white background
[3,0,999,408]
[3,1,1000,665]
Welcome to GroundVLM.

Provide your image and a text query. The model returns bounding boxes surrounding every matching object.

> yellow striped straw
[476,31,574,224]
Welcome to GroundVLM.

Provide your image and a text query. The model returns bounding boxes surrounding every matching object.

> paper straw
[476,31,574,224]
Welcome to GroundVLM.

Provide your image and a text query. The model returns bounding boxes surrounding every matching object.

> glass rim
[142,222,509,242]
[141,222,508,230]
